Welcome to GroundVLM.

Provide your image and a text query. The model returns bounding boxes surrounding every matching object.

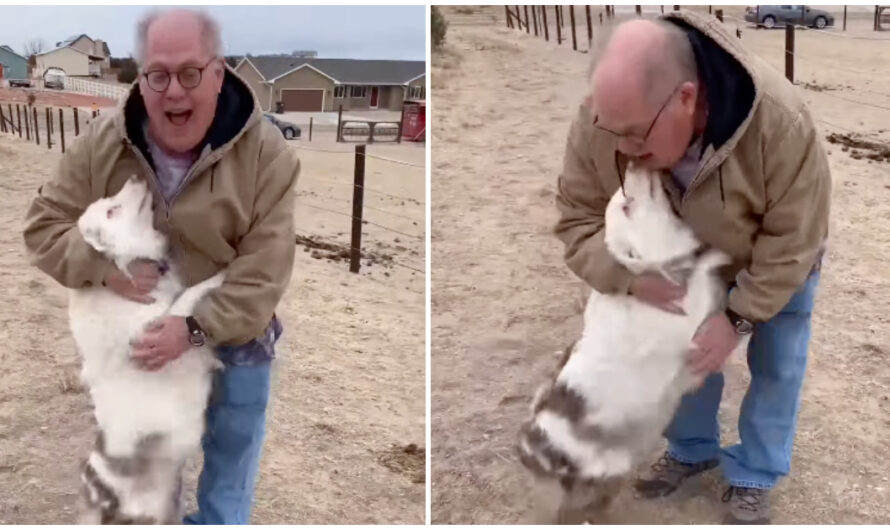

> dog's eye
[622,197,635,216]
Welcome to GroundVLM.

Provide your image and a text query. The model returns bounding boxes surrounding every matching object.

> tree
[23,38,47,74]
[23,38,47,58]
[116,56,138,84]
[432,6,447,49]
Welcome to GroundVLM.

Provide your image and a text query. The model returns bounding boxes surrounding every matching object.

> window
[408,85,425,100]
[350,85,367,98]
[334,85,346,98]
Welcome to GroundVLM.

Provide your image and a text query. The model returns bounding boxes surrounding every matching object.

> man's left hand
[689,313,741,375]
[131,316,191,371]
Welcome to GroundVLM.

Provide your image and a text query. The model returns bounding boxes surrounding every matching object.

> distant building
[235,56,425,112]
[0,45,28,80]
[35,34,111,77]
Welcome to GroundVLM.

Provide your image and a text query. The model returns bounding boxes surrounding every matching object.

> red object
[401,99,426,142]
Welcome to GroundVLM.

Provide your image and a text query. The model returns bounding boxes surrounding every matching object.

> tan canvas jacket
[23,67,299,346]
[555,11,830,323]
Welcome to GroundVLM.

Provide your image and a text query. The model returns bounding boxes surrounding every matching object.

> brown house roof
[243,56,425,85]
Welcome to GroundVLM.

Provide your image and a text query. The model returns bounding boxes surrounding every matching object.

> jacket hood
[661,11,760,159]
[112,65,262,165]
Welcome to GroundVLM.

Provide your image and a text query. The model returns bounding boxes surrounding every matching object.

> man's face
[591,81,698,171]
[139,17,224,154]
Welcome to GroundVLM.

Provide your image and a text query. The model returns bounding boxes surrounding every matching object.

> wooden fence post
[505,5,512,28]
[0,106,6,134]
[74,107,80,136]
[309,117,313,142]
[397,104,406,143]
[532,4,538,36]
[33,107,40,146]
[586,5,592,44]
[543,5,550,41]
[349,144,366,274]
[570,5,577,50]
[716,9,724,22]
[785,23,794,82]
[22,105,29,140]
[636,5,642,16]
[673,5,680,11]
[45,107,52,150]
[515,5,521,29]
[337,104,343,142]
[11,105,19,138]
[709,5,712,14]
[524,5,530,33]
[843,5,847,31]
[556,6,563,44]
[599,12,603,25]
[59,108,65,153]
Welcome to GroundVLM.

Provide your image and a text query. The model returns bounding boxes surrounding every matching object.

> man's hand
[131,316,190,371]
[630,272,687,315]
[104,259,162,304]
[689,313,741,375]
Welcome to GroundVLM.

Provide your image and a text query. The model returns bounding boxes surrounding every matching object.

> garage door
[281,89,324,112]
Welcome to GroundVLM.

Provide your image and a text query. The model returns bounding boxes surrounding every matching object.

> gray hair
[588,18,698,104]
[134,8,222,66]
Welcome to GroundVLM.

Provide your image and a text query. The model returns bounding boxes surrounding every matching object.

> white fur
[525,165,749,483]
[69,176,223,523]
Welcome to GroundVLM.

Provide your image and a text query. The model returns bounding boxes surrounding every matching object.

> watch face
[189,332,205,347]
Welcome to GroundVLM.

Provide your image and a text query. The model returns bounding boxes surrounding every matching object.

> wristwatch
[725,308,754,335]
[185,316,208,347]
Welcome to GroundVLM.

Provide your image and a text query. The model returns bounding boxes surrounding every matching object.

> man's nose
[164,75,187,98]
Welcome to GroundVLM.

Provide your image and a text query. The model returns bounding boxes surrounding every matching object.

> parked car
[745,5,834,29]
[43,67,66,90]
[7,79,32,88]
[263,113,301,140]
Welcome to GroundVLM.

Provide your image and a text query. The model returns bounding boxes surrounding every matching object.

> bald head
[591,19,697,109]
[135,8,222,66]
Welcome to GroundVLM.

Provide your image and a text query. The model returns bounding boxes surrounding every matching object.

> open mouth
[165,110,192,126]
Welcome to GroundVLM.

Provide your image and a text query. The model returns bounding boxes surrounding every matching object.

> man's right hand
[103,259,161,304]
[629,272,687,315]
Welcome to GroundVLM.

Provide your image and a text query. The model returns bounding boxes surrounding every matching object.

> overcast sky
[0,5,425,61]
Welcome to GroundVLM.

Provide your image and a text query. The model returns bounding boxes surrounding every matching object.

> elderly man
[23,9,298,524]
[555,11,829,524]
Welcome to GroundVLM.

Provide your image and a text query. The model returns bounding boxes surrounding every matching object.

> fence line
[299,192,424,224]
[62,77,130,101]
[299,175,425,204]
[297,200,425,241]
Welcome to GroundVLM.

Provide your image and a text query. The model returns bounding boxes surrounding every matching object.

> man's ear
[678,81,698,116]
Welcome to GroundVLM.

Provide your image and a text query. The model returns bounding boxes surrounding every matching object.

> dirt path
[431,6,890,524]
[0,129,425,523]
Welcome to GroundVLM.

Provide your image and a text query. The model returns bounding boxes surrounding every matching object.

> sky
[0,5,425,61]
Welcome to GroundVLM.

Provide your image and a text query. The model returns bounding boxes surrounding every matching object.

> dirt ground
[431,5,890,525]
[0,125,425,522]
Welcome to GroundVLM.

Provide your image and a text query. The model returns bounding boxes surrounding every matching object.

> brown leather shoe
[722,486,771,524]
[633,451,719,499]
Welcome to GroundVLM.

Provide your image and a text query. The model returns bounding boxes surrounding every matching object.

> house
[0,45,28,80]
[35,34,111,78]
[234,56,425,112]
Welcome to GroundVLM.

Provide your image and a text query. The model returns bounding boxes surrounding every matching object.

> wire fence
[500,5,890,155]
[0,105,427,287]
[0,102,100,152]
[290,143,426,282]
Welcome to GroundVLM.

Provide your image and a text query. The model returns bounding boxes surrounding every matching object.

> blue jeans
[665,269,820,489]
[183,360,272,524]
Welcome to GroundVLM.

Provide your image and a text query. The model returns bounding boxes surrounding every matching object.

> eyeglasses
[142,58,218,93]
[594,84,681,145]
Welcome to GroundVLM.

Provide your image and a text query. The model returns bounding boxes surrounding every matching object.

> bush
[116,59,138,84]
[432,6,447,50]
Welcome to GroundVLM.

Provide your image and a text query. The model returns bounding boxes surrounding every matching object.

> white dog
[518,165,748,523]
[69,176,223,524]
